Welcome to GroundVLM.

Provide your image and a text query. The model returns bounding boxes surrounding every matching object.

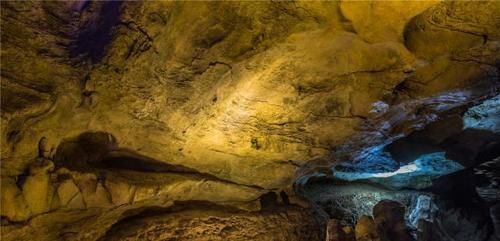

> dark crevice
[387,124,500,169]
[69,1,123,63]
[260,192,279,210]
[53,132,268,190]
[96,150,196,174]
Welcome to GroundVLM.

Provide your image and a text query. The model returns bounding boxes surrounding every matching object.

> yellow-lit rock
[56,179,80,207]
[400,1,500,97]
[1,1,499,240]
[340,0,440,43]
[105,179,134,205]
[22,160,55,215]
[0,178,31,221]
[355,215,380,241]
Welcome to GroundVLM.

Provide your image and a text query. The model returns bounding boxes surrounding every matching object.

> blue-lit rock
[333,90,479,176]
[333,152,464,190]
[408,195,434,228]
[298,180,429,226]
[463,94,500,133]
[339,143,400,174]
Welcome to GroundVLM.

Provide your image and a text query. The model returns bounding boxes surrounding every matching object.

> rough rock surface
[326,219,356,241]
[100,205,323,241]
[1,1,500,240]
[372,200,413,241]
[298,180,427,226]
[355,215,380,241]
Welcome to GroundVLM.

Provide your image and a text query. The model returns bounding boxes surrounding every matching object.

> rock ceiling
[1,1,499,241]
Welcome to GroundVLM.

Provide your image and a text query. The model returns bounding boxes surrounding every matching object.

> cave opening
[298,93,500,241]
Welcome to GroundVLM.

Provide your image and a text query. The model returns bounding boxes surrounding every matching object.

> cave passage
[297,93,500,241]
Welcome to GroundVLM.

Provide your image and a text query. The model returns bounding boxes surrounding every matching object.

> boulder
[326,219,341,241]
[355,215,380,241]
[373,200,414,241]
[408,195,433,228]
[326,219,356,241]
[341,226,355,241]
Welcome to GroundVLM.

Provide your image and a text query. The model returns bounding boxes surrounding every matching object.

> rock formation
[1,1,499,240]
[373,200,413,241]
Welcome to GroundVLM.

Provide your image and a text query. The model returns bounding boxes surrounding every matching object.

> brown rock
[355,215,380,241]
[100,206,323,241]
[342,226,355,241]
[327,219,355,241]
[326,219,341,241]
[373,200,414,241]
[0,178,31,221]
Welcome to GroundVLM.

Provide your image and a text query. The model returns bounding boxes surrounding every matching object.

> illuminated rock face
[1,1,499,240]
[464,95,500,132]
[333,152,464,190]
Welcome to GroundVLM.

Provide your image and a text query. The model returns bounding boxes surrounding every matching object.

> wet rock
[373,200,414,241]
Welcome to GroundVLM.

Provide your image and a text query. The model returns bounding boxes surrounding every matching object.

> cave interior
[0,1,499,241]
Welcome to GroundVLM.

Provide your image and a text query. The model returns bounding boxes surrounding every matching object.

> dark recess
[70,1,123,63]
